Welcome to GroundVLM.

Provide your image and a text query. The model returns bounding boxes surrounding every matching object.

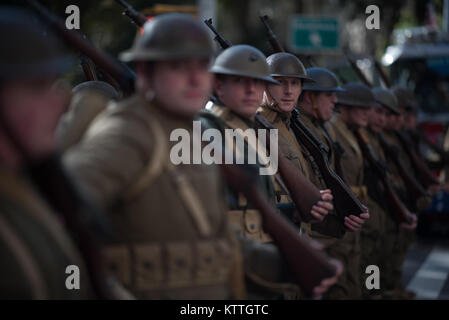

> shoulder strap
[125,112,168,201]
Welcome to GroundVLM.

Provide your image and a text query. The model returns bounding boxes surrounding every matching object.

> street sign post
[288,15,340,53]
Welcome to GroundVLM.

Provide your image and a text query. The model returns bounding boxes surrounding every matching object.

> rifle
[370,56,441,186]
[27,0,135,96]
[220,162,337,296]
[396,130,440,187]
[115,0,148,27]
[79,53,98,81]
[259,15,285,53]
[344,53,372,87]
[354,130,415,225]
[290,109,366,220]
[372,57,391,88]
[204,18,232,49]
[377,133,429,198]
[255,115,324,223]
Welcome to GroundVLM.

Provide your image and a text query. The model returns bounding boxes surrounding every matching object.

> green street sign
[288,15,340,53]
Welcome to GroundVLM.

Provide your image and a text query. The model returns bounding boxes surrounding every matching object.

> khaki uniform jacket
[200,104,303,299]
[64,95,237,299]
[0,166,91,299]
[257,106,310,224]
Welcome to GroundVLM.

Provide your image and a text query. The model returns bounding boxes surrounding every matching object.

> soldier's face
[142,59,212,117]
[266,76,302,113]
[368,106,387,132]
[315,91,337,121]
[347,106,370,128]
[0,77,70,160]
[214,75,265,120]
[386,109,403,130]
[404,112,417,129]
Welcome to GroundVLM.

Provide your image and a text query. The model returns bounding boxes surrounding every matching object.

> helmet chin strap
[264,83,281,111]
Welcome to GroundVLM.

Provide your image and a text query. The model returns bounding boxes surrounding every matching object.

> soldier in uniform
[200,45,341,299]
[0,7,93,299]
[64,13,243,299]
[363,87,398,299]
[382,87,429,299]
[296,70,369,299]
[56,80,119,152]
[258,52,334,227]
[325,82,377,299]
[64,13,340,300]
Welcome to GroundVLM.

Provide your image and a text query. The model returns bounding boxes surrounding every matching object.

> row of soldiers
[0,7,443,299]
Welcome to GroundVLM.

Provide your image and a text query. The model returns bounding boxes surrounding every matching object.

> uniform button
[143,261,153,269]
[205,256,212,264]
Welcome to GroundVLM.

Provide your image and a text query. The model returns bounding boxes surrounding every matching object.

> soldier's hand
[310,189,333,222]
[400,213,418,230]
[312,258,343,298]
[344,208,369,231]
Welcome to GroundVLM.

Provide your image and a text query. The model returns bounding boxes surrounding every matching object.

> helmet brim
[211,66,280,85]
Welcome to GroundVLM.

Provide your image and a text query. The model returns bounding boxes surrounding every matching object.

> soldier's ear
[214,76,225,97]
[135,62,154,91]
[302,91,312,104]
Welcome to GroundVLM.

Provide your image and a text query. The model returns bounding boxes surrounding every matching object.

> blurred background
[5,1,449,119]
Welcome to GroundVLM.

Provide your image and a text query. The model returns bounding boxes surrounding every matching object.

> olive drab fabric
[0,166,92,299]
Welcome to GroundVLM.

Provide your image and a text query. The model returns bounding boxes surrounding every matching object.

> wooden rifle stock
[378,134,428,198]
[354,130,415,225]
[290,109,366,219]
[220,163,336,296]
[259,15,285,53]
[27,0,135,96]
[254,115,322,223]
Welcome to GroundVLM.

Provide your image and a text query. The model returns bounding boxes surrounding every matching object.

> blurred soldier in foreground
[0,7,93,299]
[64,13,245,299]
